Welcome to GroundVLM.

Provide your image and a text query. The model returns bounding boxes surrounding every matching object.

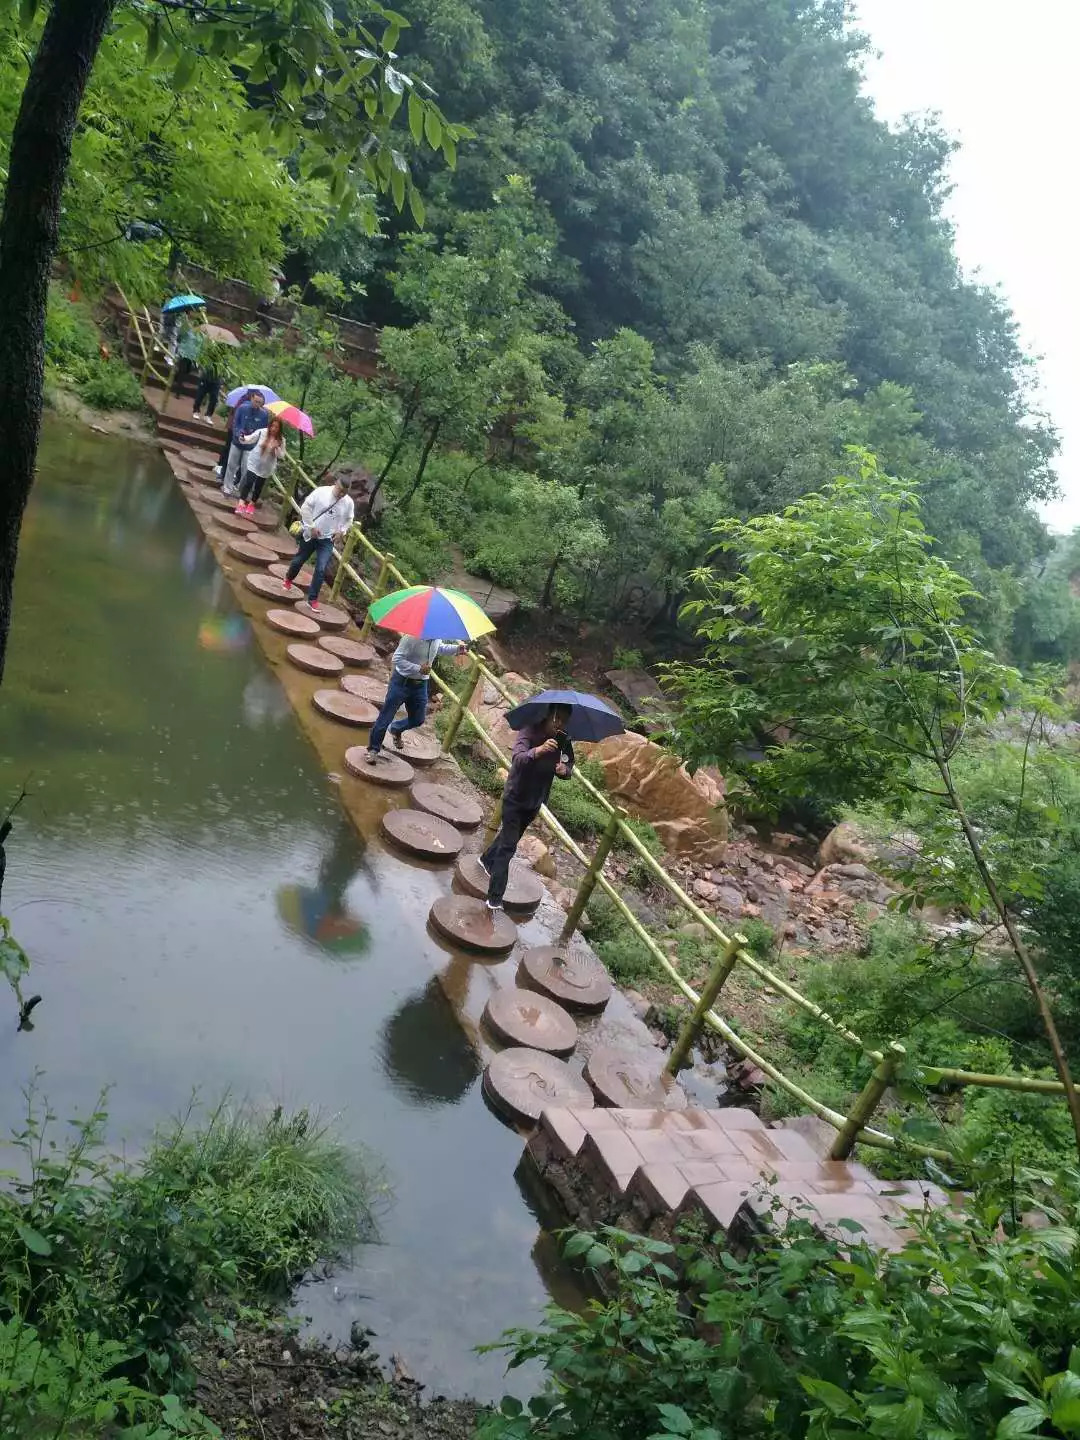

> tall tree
[0,0,459,680]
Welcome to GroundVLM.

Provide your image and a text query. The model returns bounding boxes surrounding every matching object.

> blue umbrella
[225,383,280,408]
[162,293,206,313]
[505,689,625,742]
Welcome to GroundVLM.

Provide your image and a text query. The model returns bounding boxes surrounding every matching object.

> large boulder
[468,672,532,763]
[817,820,920,875]
[590,732,728,862]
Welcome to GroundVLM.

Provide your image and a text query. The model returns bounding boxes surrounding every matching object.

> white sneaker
[364,749,378,765]
[476,858,490,876]
[485,900,503,914]
[214,466,223,479]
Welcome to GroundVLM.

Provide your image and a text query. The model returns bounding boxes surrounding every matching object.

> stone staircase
[528,1103,949,1252]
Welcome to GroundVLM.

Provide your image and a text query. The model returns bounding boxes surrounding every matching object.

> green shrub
[76,356,144,410]
[612,646,644,670]
[480,1180,1080,1440]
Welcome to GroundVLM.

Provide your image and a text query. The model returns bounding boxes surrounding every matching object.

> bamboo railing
[121,300,1069,1165]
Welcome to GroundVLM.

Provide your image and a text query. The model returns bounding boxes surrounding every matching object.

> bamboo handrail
[124,298,1065,1160]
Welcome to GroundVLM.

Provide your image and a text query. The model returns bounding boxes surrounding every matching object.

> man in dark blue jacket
[481,704,574,913]
[222,389,269,496]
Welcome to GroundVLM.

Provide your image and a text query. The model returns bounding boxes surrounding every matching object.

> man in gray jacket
[365,634,466,760]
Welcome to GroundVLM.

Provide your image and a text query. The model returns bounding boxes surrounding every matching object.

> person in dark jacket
[480,704,574,913]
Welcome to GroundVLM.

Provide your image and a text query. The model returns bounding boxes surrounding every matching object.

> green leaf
[19,0,37,24]
[996,1404,1049,1437]
[654,1403,693,1435]
[173,51,197,90]
[407,182,426,228]
[16,1223,52,1256]
[799,1377,859,1419]
[408,92,424,145]
[424,106,443,149]
[441,134,457,168]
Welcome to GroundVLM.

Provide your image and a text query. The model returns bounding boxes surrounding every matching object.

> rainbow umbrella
[367,585,495,641]
[277,885,371,958]
[266,400,315,436]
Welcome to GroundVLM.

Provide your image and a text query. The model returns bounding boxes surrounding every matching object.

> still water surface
[0,417,568,1399]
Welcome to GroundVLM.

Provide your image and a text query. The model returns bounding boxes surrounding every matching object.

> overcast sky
[854,0,1080,533]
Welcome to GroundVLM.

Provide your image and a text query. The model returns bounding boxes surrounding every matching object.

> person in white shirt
[365,634,466,761]
[281,478,354,610]
[235,417,286,515]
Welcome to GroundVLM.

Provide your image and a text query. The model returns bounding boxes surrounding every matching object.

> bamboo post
[279,477,295,527]
[359,552,393,639]
[441,656,482,754]
[665,935,744,1076]
[559,807,624,945]
[160,358,177,411]
[483,789,505,849]
[330,526,360,602]
[829,1042,906,1160]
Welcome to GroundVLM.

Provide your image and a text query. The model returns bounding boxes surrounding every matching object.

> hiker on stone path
[481,704,574,914]
[281,476,354,611]
[235,417,287,515]
[172,313,205,395]
[364,635,467,763]
[222,389,269,496]
[192,353,222,423]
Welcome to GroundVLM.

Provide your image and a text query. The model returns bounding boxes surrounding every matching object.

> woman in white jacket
[235,417,287,515]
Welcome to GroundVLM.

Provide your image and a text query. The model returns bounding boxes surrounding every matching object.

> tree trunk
[540,549,563,609]
[402,418,441,507]
[376,386,420,485]
[939,755,1080,1158]
[0,0,117,682]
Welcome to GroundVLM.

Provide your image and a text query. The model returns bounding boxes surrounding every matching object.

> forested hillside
[313,0,1061,649]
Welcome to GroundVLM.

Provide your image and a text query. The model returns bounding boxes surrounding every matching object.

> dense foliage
[0,1094,382,1437]
[481,1202,1080,1440]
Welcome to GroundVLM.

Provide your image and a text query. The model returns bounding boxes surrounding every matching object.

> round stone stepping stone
[319,635,374,667]
[180,445,218,470]
[206,490,244,513]
[483,989,578,1057]
[254,532,300,558]
[482,1048,594,1126]
[245,572,302,603]
[227,537,276,566]
[287,642,344,676]
[410,781,483,830]
[455,854,544,915]
[344,746,414,787]
[584,1046,688,1111]
[340,674,386,705]
[296,601,350,631]
[430,894,517,955]
[266,607,320,637]
[390,729,441,766]
[518,945,613,1014]
[381,808,463,863]
[215,511,258,534]
[312,689,377,727]
[249,509,280,530]
[269,562,314,587]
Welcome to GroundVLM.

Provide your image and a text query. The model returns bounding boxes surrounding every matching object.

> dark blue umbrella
[162,292,206,313]
[505,689,624,742]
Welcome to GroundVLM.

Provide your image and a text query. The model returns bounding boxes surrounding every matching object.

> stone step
[530,1104,948,1253]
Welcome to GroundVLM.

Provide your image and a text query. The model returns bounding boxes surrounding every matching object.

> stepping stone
[390,729,441,766]
[245,572,301,603]
[319,635,374,667]
[287,643,344,677]
[381,808,463,863]
[312,689,377,727]
[266,607,320,637]
[429,895,517,955]
[344,746,414,787]
[518,945,612,1014]
[455,854,544,916]
[249,509,280,530]
[410,781,483,830]
[215,511,258,534]
[269,562,314,587]
[482,1048,594,1127]
[483,989,578,1057]
[584,1046,688,1110]
[179,445,218,469]
[296,601,350,631]
[206,490,245,513]
[193,474,224,491]
[340,674,386,705]
[227,538,276,566]
[254,532,300,558]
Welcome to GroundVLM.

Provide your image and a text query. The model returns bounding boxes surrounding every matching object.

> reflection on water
[0,416,571,1400]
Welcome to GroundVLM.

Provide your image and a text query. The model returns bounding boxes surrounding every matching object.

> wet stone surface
[483,989,578,1057]
[382,809,464,864]
[483,1048,594,1126]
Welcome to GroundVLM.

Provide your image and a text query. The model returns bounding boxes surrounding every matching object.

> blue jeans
[368,669,428,753]
[286,534,334,603]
